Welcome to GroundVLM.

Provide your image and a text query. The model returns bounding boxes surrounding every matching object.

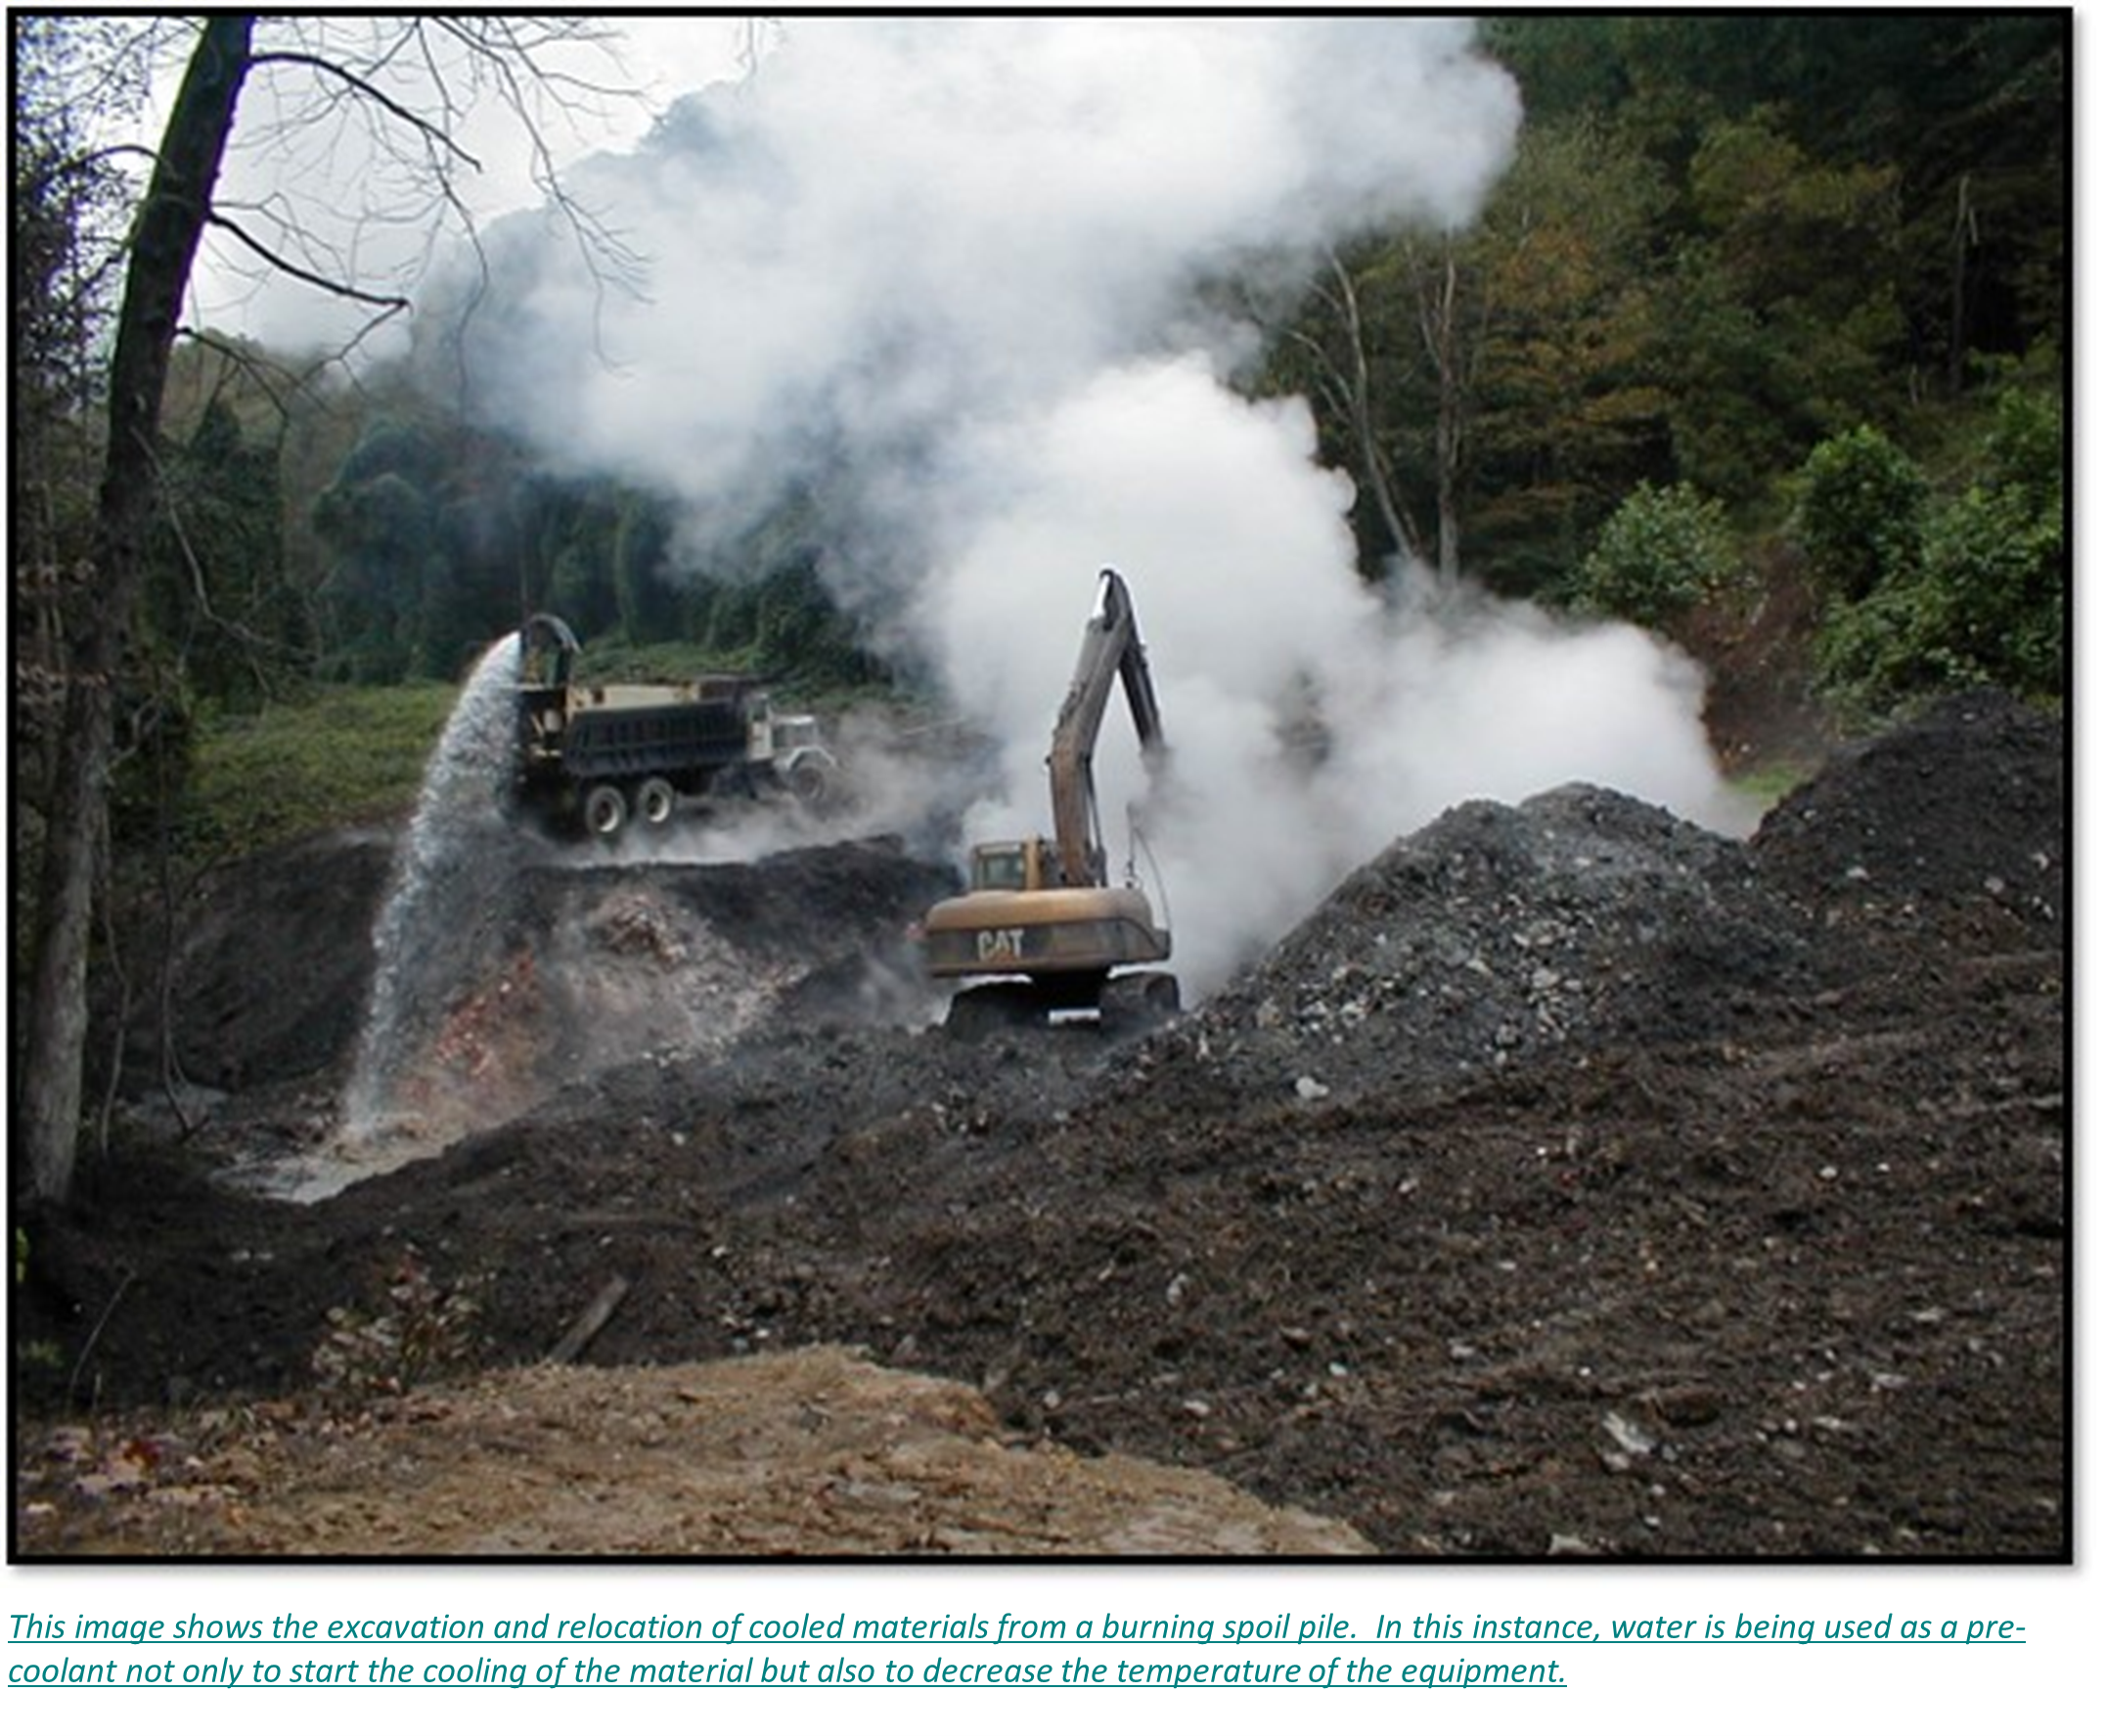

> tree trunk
[1948,174,1976,395]
[1324,250,1423,568]
[1421,250,1466,587]
[16,16,254,1205]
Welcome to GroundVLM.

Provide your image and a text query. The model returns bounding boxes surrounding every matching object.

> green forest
[8,16,2067,1202]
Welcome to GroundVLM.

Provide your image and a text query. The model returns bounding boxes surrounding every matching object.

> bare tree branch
[204,209,413,310]
[426,17,648,287]
[248,47,484,170]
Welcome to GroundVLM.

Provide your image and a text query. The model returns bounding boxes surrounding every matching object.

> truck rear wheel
[637,778,678,828]
[583,782,628,839]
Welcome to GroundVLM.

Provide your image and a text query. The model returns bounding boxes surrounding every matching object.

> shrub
[1813,394,2063,718]
[1793,425,1927,602]
[1981,384,2063,515]
[1917,474,2063,695]
[181,684,458,859]
[1570,481,1737,628]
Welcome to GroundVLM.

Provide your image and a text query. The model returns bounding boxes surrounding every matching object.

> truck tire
[783,750,836,809]
[637,778,678,828]
[583,782,628,839]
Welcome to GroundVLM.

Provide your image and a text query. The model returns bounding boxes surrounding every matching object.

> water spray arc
[341,631,525,1140]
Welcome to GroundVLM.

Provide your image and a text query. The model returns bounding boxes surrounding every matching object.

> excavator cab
[968,840,1039,893]
[967,836,1100,892]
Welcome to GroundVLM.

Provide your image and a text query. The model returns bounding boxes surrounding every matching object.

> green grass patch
[183,683,460,859]
[1729,758,1815,813]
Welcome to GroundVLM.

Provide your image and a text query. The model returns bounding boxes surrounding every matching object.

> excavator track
[942,968,1179,1042]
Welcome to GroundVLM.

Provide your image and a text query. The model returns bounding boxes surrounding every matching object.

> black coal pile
[102,825,398,1094]
[1750,689,2065,943]
[1175,784,1816,1103]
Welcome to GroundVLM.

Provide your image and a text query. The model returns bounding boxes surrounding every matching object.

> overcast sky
[178,16,751,350]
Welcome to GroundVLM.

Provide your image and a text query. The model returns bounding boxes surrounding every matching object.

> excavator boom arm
[1047,569,1168,888]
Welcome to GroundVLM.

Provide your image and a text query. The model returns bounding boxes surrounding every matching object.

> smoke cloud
[452,18,1744,997]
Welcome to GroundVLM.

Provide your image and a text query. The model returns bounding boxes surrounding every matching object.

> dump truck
[918,569,1178,1036]
[513,613,836,838]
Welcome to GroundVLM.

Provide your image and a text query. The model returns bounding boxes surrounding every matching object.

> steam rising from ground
[455,18,1743,996]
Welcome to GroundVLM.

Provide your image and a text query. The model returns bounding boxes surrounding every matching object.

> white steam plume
[921,356,1739,991]
[461,16,1517,566]
[452,18,1743,997]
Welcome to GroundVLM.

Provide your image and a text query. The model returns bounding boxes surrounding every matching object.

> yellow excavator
[919,568,1179,1037]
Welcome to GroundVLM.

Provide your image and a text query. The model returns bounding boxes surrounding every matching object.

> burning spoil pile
[111,823,958,1196]
[340,836,957,1156]
[1180,784,1815,1102]
[1150,690,2063,1109]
